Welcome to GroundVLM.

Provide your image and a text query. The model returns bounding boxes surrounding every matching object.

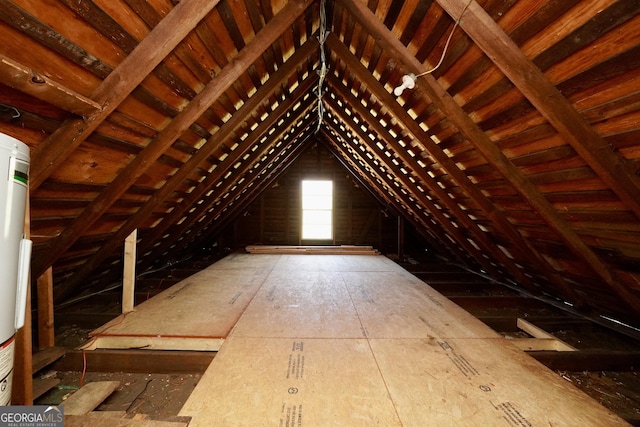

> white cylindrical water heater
[0,133,31,406]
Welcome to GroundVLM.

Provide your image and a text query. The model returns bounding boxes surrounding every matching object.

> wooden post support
[122,228,137,313]
[37,267,55,349]
[12,196,32,405]
[397,215,405,262]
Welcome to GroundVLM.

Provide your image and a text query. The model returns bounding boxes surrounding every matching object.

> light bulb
[394,74,416,96]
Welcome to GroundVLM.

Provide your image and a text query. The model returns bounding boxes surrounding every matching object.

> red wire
[80,348,87,387]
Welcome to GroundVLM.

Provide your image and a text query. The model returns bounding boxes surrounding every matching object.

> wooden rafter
[29,0,222,189]
[323,112,476,268]
[436,0,640,220]
[325,78,539,291]
[325,33,585,307]
[323,137,444,252]
[56,40,320,296]
[167,103,317,259]
[337,0,640,314]
[32,0,314,280]
[321,127,463,264]
[324,96,506,278]
[194,134,313,251]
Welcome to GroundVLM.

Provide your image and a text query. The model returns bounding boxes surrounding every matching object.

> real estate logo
[0,406,64,427]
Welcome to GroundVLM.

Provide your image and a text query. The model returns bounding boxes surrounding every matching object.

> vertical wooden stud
[122,228,137,313]
[398,215,405,262]
[36,267,55,349]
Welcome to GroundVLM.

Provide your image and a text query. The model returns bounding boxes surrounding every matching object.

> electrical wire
[415,0,473,78]
[315,0,328,132]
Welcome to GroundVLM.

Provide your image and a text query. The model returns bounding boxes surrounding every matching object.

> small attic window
[301,180,333,240]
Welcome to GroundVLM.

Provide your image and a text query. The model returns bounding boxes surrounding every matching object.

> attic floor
[37,250,640,425]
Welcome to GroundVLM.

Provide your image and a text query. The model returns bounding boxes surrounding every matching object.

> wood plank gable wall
[0,0,639,328]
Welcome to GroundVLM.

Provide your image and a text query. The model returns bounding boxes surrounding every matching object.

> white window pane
[303,194,332,209]
[301,180,333,240]
[302,180,332,196]
[303,210,331,225]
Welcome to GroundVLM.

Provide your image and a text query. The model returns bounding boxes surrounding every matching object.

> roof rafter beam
[182,120,316,257]
[29,0,223,189]
[323,112,476,268]
[162,101,317,260]
[55,40,319,297]
[193,134,313,253]
[338,0,640,314]
[139,80,318,259]
[32,0,314,280]
[436,0,640,220]
[324,97,505,278]
[325,32,585,306]
[325,79,538,291]
[322,135,454,259]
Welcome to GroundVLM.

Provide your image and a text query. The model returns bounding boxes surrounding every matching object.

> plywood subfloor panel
[178,253,628,426]
[372,338,626,426]
[90,260,272,350]
[343,270,500,339]
[179,337,402,426]
[231,270,366,338]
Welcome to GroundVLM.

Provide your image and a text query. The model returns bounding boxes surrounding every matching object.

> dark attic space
[0,0,640,425]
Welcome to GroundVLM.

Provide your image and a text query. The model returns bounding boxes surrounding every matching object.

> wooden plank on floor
[53,349,215,374]
[179,337,402,426]
[246,245,379,255]
[370,338,628,426]
[62,381,120,415]
[86,336,224,352]
[32,346,67,373]
[65,413,188,427]
[33,376,60,400]
[180,253,627,425]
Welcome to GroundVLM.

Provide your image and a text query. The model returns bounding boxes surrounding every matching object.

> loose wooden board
[65,413,188,427]
[62,381,120,415]
[179,337,402,426]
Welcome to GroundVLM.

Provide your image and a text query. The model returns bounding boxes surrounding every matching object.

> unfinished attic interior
[2,0,640,423]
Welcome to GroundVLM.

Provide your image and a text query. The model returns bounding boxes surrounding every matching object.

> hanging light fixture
[394,0,472,96]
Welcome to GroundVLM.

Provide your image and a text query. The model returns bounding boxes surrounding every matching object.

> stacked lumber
[245,245,380,255]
